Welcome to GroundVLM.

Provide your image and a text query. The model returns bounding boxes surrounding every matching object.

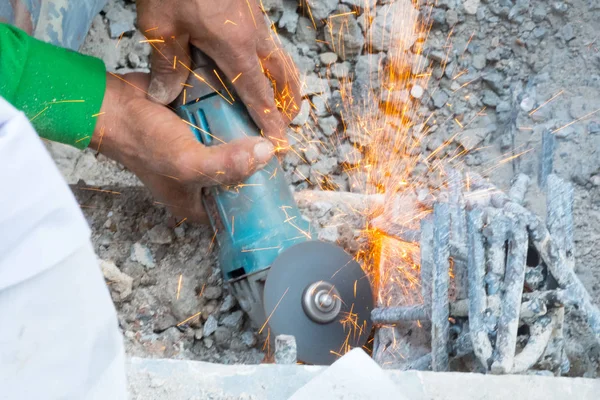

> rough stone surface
[127,356,600,399]
[100,259,133,302]
[325,5,364,61]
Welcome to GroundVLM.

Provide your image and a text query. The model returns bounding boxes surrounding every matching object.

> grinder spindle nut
[302,281,342,324]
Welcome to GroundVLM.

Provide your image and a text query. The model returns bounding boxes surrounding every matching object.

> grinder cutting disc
[263,240,373,365]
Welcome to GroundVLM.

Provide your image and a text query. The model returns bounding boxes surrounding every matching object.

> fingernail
[254,141,275,164]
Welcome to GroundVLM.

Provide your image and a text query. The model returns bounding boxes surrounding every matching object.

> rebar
[431,203,451,371]
[538,129,555,189]
[491,218,528,374]
[512,311,557,373]
[371,305,428,323]
[448,169,468,300]
[467,208,493,369]
[508,173,531,205]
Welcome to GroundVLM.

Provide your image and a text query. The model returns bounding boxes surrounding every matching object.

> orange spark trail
[259,287,289,334]
[176,311,202,327]
[176,274,183,300]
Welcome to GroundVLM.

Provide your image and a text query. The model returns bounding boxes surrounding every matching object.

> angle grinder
[173,49,374,365]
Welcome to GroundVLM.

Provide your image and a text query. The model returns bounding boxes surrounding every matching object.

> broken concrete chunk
[147,224,173,245]
[100,259,133,302]
[203,286,223,300]
[463,0,480,15]
[325,5,365,61]
[311,156,338,176]
[220,294,236,313]
[331,62,351,79]
[220,311,244,332]
[369,1,418,52]
[304,0,338,20]
[342,0,376,10]
[105,2,136,39]
[432,90,449,109]
[320,52,338,65]
[337,143,362,165]
[318,116,339,136]
[130,243,155,269]
[203,315,218,337]
[292,100,311,125]
[275,335,297,364]
[302,75,329,96]
[318,225,340,243]
[455,126,496,151]
[241,331,258,347]
[279,0,299,33]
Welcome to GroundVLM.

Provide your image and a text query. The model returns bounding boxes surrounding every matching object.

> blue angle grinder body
[173,50,373,365]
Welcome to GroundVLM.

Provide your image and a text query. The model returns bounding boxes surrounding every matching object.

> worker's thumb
[179,137,275,186]
[147,34,191,105]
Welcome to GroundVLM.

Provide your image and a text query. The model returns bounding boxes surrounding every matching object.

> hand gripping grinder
[173,50,373,365]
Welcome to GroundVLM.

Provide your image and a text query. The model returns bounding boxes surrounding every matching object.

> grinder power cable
[173,49,374,365]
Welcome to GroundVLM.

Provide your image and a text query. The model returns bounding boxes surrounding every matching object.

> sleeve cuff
[11,34,106,149]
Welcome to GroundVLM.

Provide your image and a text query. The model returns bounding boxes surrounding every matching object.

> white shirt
[0,96,91,290]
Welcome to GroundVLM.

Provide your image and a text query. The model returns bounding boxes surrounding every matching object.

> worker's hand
[135,0,301,145]
[91,73,275,223]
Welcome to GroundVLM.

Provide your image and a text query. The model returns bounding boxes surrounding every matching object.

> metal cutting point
[263,241,374,365]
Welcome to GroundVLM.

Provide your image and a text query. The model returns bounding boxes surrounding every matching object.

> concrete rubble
[43,0,600,382]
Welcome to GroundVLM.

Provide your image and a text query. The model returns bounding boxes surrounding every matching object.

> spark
[75,136,90,144]
[47,99,85,105]
[208,229,218,253]
[116,32,125,48]
[178,61,233,105]
[139,39,165,43]
[329,11,357,18]
[231,72,243,83]
[552,107,600,134]
[176,311,202,327]
[462,31,475,55]
[529,90,564,116]
[77,187,121,195]
[181,119,226,144]
[176,274,183,300]
[225,20,237,25]
[259,287,289,334]
[213,69,235,102]
[173,56,177,69]
[109,73,166,105]
[245,0,257,28]
[95,126,105,153]
[175,217,187,227]
[91,112,105,117]
[144,27,159,32]
[30,106,49,122]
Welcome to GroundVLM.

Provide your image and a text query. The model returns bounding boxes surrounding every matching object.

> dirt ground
[45,0,600,376]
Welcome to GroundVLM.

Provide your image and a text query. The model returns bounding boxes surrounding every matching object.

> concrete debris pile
[371,171,600,375]
[60,0,600,377]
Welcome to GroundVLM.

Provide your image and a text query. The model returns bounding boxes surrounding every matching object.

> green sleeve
[0,24,106,149]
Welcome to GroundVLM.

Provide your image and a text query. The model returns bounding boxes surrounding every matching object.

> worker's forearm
[0,23,106,149]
